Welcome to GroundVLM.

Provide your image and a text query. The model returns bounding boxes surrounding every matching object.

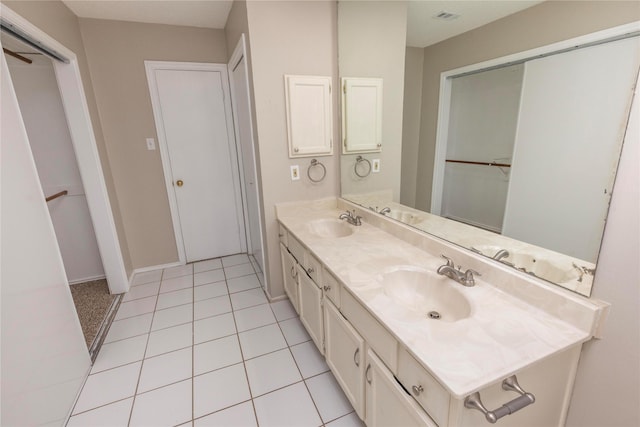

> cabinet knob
[294,147,300,153]
[176,179,184,187]
[353,348,360,367]
[376,143,382,148]
[323,285,331,292]
[365,364,372,384]
[307,267,314,274]
[412,385,424,396]
[290,266,297,279]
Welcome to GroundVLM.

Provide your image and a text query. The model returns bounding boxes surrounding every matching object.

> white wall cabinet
[365,350,436,427]
[324,299,366,419]
[298,264,325,355]
[341,77,383,154]
[284,75,333,158]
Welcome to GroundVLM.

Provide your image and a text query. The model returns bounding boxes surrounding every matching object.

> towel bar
[464,375,535,423]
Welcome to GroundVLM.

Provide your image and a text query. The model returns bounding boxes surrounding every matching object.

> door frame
[430,21,640,215]
[227,34,266,273]
[1,5,129,294]
[145,61,246,264]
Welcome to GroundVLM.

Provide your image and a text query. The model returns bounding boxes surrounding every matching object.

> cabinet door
[280,243,299,313]
[285,75,333,158]
[298,265,324,355]
[365,350,436,427]
[324,300,365,419]
[341,77,383,153]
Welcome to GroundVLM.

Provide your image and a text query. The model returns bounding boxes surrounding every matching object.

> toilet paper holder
[464,375,535,423]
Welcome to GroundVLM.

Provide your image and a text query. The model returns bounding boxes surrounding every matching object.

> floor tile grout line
[192,265,196,425]
[126,267,166,427]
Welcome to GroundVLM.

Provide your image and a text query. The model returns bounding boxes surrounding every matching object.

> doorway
[2,34,119,357]
[146,61,246,264]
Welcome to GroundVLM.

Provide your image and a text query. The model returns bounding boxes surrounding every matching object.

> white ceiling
[61,0,233,29]
[59,1,543,46]
[408,0,544,47]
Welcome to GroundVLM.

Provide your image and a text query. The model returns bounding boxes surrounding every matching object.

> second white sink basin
[379,266,472,322]
[308,219,355,238]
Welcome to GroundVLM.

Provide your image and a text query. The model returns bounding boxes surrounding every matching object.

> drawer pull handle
[353,348,360,367]
[307,267,314,274]
[323,285,331,292]
[290,266,297,279]
[279,233,284,237]
[464,375,535,424]
[412,385,424,396]
[365,364,372,384]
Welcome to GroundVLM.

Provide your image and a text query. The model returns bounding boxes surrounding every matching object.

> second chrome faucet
[437,255,481,287]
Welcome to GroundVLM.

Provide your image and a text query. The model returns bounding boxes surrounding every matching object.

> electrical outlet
[372,159,381,173]
[290,165,300,181]
[146,138,156,150]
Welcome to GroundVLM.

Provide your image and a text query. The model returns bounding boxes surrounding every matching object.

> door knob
[176,180,184,187]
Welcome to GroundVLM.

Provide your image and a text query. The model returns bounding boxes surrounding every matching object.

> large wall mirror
[338,1,640,297]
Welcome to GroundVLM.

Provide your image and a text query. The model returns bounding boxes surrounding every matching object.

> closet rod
[3,47,32,64]
[45,190,68,203]
[445,159,511,168]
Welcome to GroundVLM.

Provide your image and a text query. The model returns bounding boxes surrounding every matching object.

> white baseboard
[68,274,107,285]
[129,261,183,286]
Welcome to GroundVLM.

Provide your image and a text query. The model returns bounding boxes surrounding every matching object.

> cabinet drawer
[287,233,305,265]
[322,268,341,308]
[397,348,450,427]
[341,289,397,373]
[278,224,288,246]
[304,252,322,284]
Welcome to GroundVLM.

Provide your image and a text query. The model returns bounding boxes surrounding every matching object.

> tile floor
[67,254,363,427]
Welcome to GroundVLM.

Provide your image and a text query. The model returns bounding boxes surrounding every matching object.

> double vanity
[277,198,608,427]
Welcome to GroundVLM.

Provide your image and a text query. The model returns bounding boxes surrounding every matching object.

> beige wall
[415,0,640,212]
[246,0,339,298]
[400,46,423,207]
[1,0,133,276]
[79,18,227,269]
[338,1,407,201]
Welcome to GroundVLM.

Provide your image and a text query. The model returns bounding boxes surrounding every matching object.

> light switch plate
[146,138,156,150]
[372,159,381,173]
[290,165,300,181]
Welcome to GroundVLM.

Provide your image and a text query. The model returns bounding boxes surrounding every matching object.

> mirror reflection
[338,1,640,296]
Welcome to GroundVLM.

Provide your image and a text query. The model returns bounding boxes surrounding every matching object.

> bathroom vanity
[277,198,608,427]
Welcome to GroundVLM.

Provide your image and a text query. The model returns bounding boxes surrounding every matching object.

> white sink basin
[379,266,472,322]
[385,210,425,225]
[308,219,355,238]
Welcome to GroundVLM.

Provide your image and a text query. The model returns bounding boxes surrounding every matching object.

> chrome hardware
[294,147,299,153]
[492,249,510,262]
[365,364,372,384]
[464,375,535,424]
[376,143,382,148]
[379,207,391,215]
[437,254,481,287]
[339,210,362,226]
[354,156,372,178]
[412,385,424,396]
[323,285,331,292]
[290,266,297,279]
[307,267,314,275]
[278,233,284,237]
[307,158,326,183]
[176,179,184,187]
[354,348,360,367]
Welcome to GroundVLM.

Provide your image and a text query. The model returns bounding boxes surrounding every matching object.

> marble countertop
[276,199,593,399]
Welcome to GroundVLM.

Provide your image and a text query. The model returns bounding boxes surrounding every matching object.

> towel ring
[307,159,326,183]
[354,155,371,178]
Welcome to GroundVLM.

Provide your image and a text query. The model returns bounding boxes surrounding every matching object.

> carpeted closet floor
[70,279,116,348]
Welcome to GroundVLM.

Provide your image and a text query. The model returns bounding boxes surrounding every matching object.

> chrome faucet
[492,249,510,262]
[379,207,391,215]
[339,210,362,226]
[437,255,481,287]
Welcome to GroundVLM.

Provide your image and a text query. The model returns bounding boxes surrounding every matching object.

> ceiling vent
[433,11,461,21]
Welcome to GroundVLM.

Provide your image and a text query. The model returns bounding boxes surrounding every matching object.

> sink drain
[427,311,441,320]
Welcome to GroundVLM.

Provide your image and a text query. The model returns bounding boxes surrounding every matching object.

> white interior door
[148,63,245,263]
[7,53,104,284]
[229,36,264,273]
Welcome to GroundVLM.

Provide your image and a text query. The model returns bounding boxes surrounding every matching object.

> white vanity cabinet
[280,243,299,313]
[324,299,366,419]
[298,264,325,355]
[365,350,437,427]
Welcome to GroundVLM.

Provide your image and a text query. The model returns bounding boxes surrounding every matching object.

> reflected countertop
[276,198,605,398]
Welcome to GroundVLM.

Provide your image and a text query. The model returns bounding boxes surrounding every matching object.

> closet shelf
[445,159,511,168]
